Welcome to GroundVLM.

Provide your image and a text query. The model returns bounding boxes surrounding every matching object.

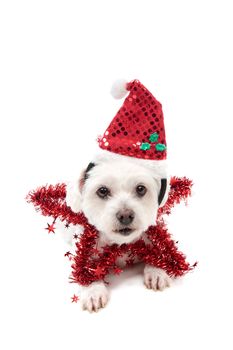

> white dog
[66,154,171,312]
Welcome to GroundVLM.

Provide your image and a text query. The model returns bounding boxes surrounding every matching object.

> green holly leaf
[156,143,166,151]
[149,132,159,143]
[140,143,151,151]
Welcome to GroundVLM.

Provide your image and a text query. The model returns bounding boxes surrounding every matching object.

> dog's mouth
[113,227,135,236]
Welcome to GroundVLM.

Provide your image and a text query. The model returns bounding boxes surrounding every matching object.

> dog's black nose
[116,209,135,225]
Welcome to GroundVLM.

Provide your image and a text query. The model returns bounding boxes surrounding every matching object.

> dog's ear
[158,178,169,207]
[83,162,96,181]
[66,163,96,213]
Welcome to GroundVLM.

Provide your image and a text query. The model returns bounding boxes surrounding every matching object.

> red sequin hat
[96,79,168,178]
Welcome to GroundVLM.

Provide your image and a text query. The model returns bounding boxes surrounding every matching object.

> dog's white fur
[94,149,168,185]
[66,159,171,312]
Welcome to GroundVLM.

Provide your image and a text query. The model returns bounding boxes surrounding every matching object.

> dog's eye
[96,186,110,199]
[136,185,147,197]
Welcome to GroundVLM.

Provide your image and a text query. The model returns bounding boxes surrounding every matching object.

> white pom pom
[110,79,128,99]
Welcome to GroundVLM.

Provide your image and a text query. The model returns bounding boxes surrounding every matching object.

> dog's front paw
[80,281,109,312]
[144,265,172,291]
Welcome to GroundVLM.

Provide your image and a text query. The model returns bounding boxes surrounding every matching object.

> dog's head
[66,160,168,244]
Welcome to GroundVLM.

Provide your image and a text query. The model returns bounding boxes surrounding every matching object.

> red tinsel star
[64,251,72,257]
[27,177,196,287]
[45,222,56,234]
[114,267,123,275]
[71,294,79,303]
[64,251,74,261]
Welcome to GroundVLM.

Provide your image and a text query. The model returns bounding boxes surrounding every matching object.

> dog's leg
[80,281,109,312]
[143,265,172,291]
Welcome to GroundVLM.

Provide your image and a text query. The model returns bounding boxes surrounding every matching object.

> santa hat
[95,79,168,179]
[66,79,169,213]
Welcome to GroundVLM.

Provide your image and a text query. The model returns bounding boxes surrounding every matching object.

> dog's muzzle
[114,209,135,235]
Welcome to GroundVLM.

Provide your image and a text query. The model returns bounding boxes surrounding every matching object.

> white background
[1,1,233,349]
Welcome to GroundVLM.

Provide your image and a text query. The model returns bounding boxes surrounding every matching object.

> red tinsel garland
[27,177,196,286]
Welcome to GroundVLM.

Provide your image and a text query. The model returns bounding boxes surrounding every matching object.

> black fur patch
[84,162,96,181]
[158,178,167,206]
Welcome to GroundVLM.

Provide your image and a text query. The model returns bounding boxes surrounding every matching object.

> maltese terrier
[64,78,173,312]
